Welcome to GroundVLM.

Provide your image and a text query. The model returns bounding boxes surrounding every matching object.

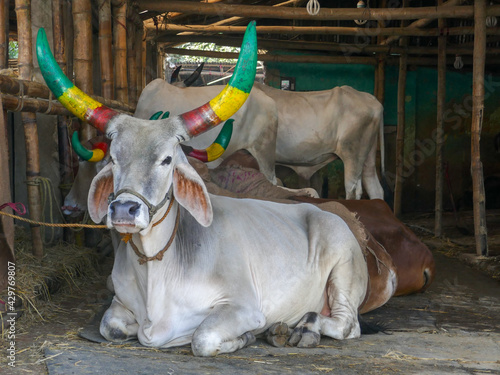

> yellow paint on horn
[209,86,249,122]
[206,143,226,162]
[58,86,102,121]
[88,149,105,162]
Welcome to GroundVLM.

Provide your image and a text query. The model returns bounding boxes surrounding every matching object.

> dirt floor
[1,209,499,374]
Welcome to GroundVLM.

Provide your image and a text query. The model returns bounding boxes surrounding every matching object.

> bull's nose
[109,200,141,222]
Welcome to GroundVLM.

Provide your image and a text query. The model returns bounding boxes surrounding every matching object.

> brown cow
[195,150,435,297]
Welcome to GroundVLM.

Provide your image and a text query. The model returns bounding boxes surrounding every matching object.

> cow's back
[254,83,382,164]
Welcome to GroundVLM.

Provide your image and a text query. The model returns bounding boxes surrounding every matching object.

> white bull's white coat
[255,83,385,200]
[134,79,279,184]
[90,116,368,356]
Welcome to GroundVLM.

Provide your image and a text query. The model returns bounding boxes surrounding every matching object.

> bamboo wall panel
[113,0,128,104]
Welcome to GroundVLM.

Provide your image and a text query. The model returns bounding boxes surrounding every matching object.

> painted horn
[150,111,233,162]
[71,132,108,162]
[183,62,205,87]
[36,28,119,133]
[179,21,257,138]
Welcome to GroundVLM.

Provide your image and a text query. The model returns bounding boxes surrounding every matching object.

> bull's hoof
[266,322,290,347]
[289,327,321,348]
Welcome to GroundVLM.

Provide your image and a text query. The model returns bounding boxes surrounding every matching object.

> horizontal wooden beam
[147,23,500,37]
[163,46,497,66]
[158,35,500,56]
[139,1,500,22]
[0,74,135,113]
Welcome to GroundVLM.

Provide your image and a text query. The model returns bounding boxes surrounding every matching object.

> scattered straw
[1,226,105,338]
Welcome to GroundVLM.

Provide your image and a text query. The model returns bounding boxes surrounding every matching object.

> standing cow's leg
[100,298,139,341]
[341,157,364,199]
[191,304,266,356]
[362,140,384,200]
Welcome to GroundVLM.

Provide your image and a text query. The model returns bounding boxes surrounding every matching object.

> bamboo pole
[0,92,15,290]
[52,0,74,242]
[15,0,43,257]
[113,0,128,104]
[98,0,114,100]
[138,1,500,22]
[435,0,446,237]
[471,0,489,256]
[135,25,144,97]
[0,0,8,68]
[147,23,500,38]
[63,0,73,81]
[126,7,137,106]
[0,0,13,263]
[73,0,94,142]
[393,1,409,218]
[382,0,465,46]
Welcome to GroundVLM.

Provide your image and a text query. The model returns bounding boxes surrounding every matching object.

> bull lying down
[38,24,377,356]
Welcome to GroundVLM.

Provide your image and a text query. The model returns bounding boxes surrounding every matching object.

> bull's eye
[162,156,172,166]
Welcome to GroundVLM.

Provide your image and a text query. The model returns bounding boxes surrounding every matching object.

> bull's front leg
[100,297,139,342]
[191,304,266,356]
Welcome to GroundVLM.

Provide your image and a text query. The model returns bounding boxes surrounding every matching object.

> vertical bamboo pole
[0,0,8,67]
[126,10,137,106]
[135,25,144,97]
[0,0,14,274]
[73,0,94,141]
[15,0,43,257]
[99,0,114,100]
[63,0,73,81]
[113,0,128,104]
[435,0,446,236]
[52,0,74,243]
[471,0,488,256]
[393,0,409,217]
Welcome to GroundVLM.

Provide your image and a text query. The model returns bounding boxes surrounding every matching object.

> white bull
[255,83,385,200]
[90,118,368,355]
[37,22,370,357]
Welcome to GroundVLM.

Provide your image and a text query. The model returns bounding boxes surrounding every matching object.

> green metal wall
[265,61,500,212]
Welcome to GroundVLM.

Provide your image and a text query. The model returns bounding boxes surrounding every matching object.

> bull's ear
[173,162,213,227]
[88,163,113,223]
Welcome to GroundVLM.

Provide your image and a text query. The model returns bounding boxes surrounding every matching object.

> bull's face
[88,115,213,234]
[36,22,257,232]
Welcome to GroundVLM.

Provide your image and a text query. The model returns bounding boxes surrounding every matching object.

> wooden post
[15,0,43,257]
[0,0,15,283]
[113,0,128,104]
[52,0,75,242]
[136,25,144,97]
[98,0,114,100]
[73,0,94,141]
[0,0,8,67]
[435,0,446,237]
[63,0,73,81]
[393,1,409,217]
[471,0,489,256]
[126,8,137,106]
